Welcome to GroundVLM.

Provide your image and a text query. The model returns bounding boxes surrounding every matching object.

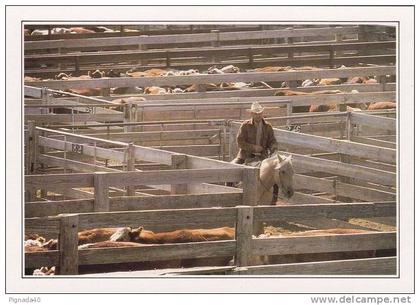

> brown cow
[368,101,396,110]
[126,68,168,77]
[274,89,342,96]
[347,76,378,84]
[183,83,219,92]
[318,78,343,86]
[126,227,235,244]
[24,76,42,82]
[309,104,337,112]
[25,239,57,252]
[144,86,169,95]
[252,66,292,72]
[67,88,103,96]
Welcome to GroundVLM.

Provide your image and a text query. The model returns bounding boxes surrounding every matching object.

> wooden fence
[25,66,396,91]
[24,26,362,51]
[25,40,395,76]
[25,200,396,275]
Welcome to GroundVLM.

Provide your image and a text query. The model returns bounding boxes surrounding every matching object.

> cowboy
[231,102,279,203]
[232,101,278,164]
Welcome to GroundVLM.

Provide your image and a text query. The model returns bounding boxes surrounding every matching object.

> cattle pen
[23,24,397,276]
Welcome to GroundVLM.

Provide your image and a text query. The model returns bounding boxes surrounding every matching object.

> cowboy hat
[246,101,264,114]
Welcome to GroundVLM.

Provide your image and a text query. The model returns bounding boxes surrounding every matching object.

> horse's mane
[264,153,288,162]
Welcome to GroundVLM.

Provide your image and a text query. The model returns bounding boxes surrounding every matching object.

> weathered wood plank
[101,168,244,188]
[254,202,396,222]
[290,192,336,204]
[25,251,59,269]
[24,85,43,98]
[25,26,360,50]
[336,182,396,202]
[86,129,220,142]
[251,232,396,256]
[271,128,396,164]
[25,113,124,123]
[78,240,236,265]
[351,112,396,132]
[25,199,94,218]
[25,41,395,65]
[26,66,395,89]
[152,144,221,157]
[58,214,79,275]
[288,153,396,186]
[25,172,93,189]
[351,136,396,149]
[94,172,110,212]
[77,207,237,231]
[102,83,396,101]
[109,193,243,211]
[38,136,126,163]
[25,218,60,240]
[38,154,119,173]
[235,207,254,266]
[187,183,242,194]
[295,174,335,193]
[231,257,397,275]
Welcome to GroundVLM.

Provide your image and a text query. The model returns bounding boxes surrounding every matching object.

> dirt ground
[264,217,396,236]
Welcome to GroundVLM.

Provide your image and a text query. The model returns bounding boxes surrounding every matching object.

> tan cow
[368,101,396,110]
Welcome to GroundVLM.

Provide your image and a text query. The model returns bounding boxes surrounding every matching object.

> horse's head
[274,154,295,198]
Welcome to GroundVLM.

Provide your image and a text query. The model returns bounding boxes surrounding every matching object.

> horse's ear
[277,153,283,162]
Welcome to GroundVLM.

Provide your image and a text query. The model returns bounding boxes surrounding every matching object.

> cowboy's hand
[253,145,264,153]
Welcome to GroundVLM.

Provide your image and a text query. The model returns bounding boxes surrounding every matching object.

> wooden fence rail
[25,66,396,90]
[25,40,395,72]
[24,26,361,51]
[229,121,396,164]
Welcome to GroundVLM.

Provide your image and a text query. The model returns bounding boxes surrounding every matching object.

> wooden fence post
[242,167,263,235]
[211,30,220,63]
[58,214,79,275]
[94,172,109,212]
[171,154,188,194]
[235,206,254,267]
[346,112,353,141]
[124,103,131,133]
[27,121,38,201]
[228,123,238,161]
[126,142,136,196]
[329,45,335,69]
[357,25,369,57]
[242,167,259,206]
[335,28,343,57]
[138,38,148,66]
[379,75,387,92]
[27,121,37,174]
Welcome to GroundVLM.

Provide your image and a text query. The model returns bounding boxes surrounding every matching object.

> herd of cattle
[25,64,397,112]
[26,226,391,275]
[25,26,137,36]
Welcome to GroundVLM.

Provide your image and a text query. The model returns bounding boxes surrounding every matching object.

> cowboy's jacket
[236,117,278,160]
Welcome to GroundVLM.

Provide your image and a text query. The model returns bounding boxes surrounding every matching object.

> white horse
[256,153,294,205]
[230,153,295,205]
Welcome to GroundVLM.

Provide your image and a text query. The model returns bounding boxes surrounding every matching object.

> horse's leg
[271,184,279,205]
